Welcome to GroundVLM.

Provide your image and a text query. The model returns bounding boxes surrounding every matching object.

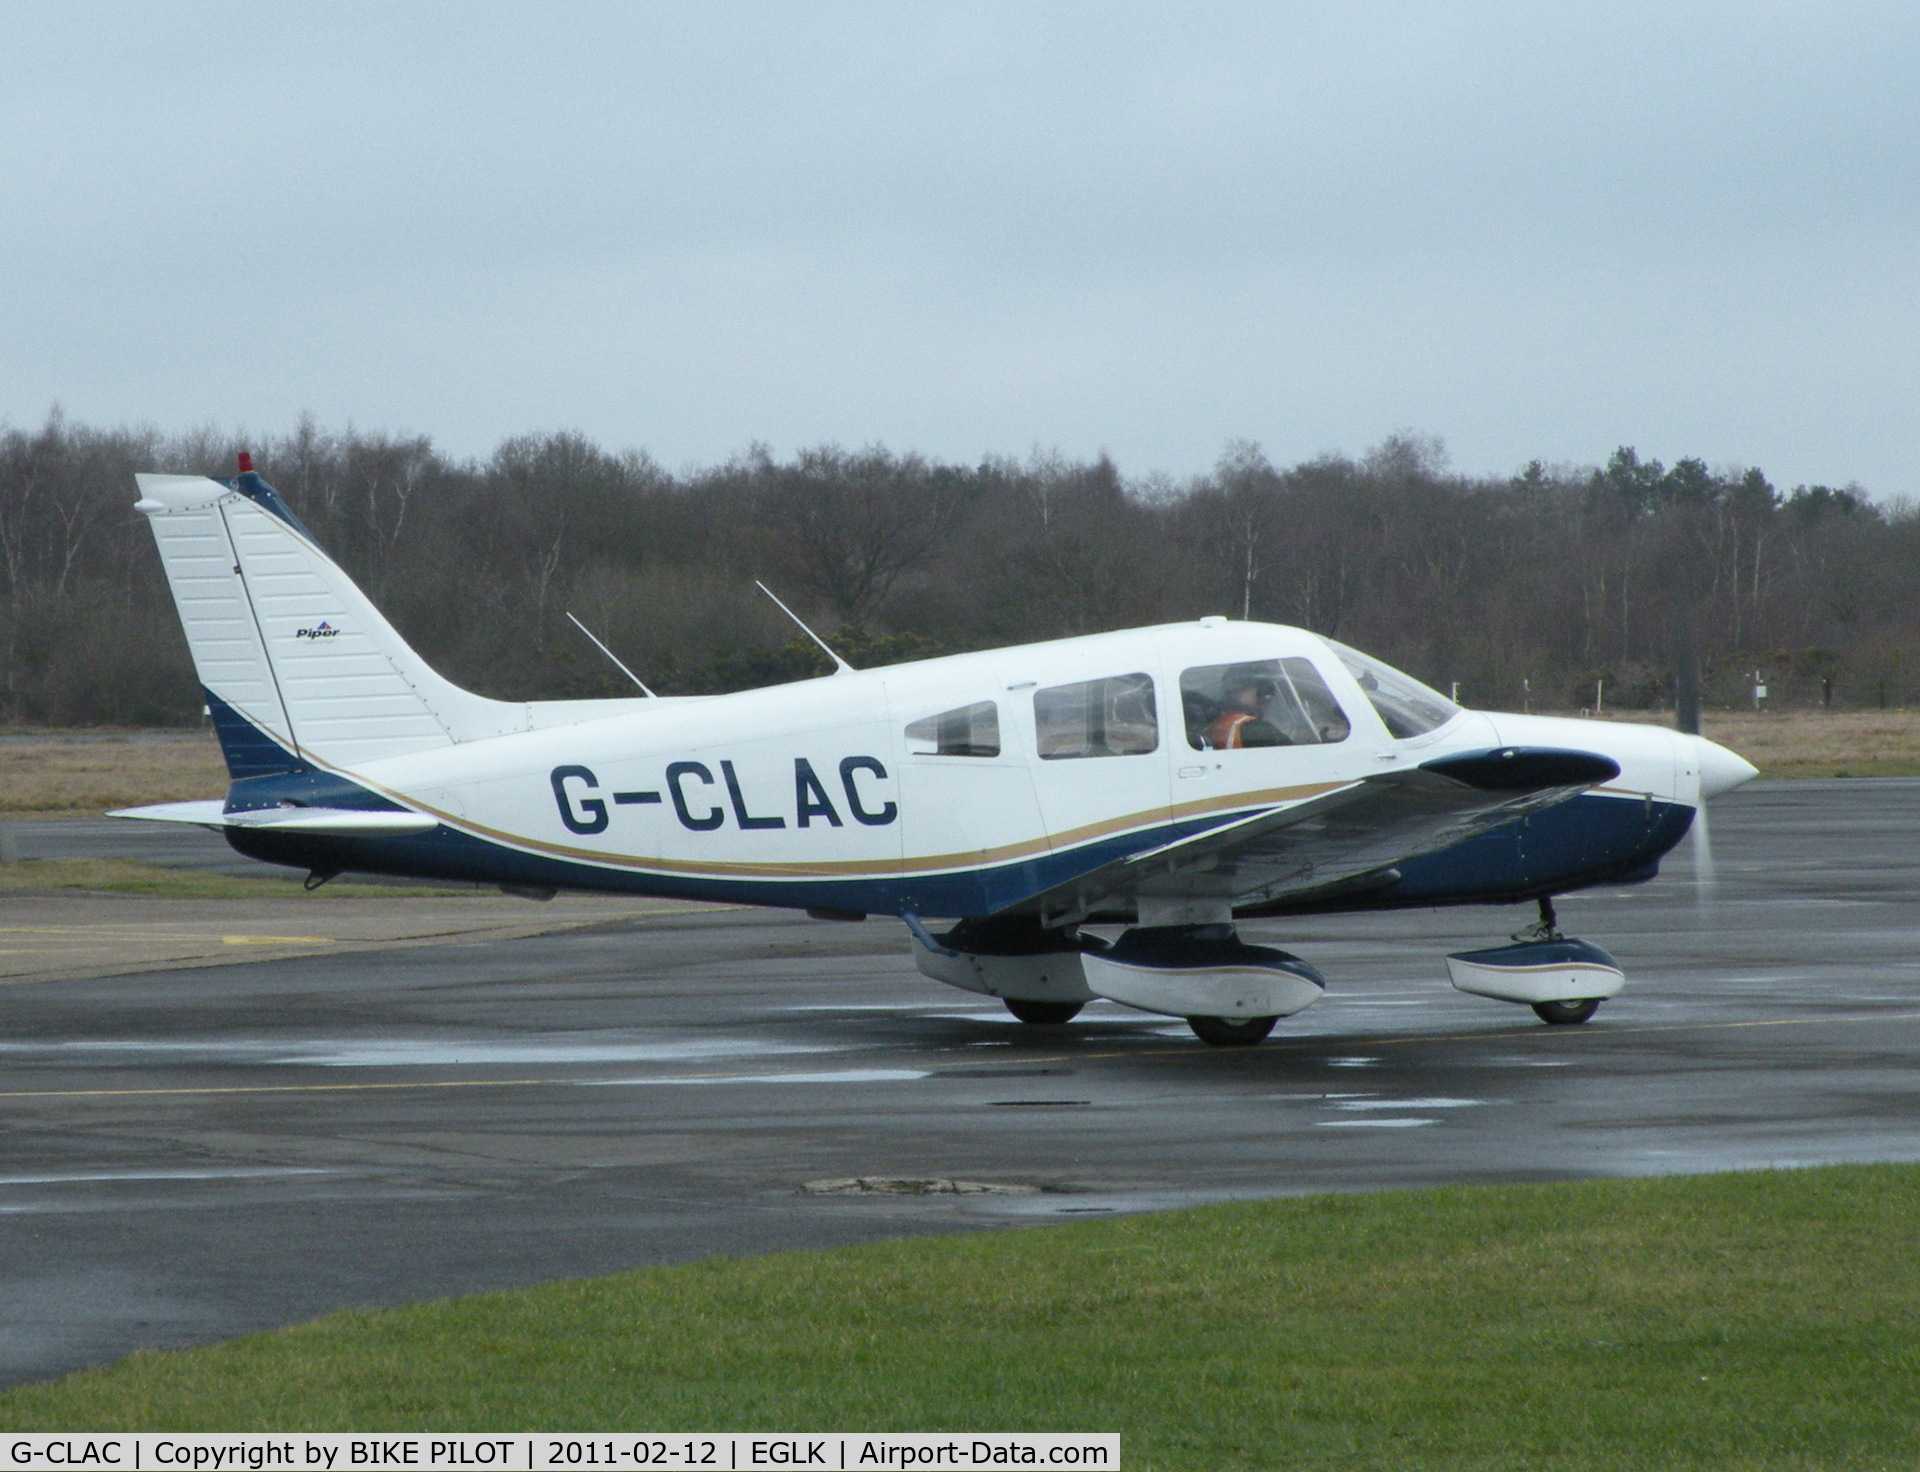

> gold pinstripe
[338,765,1355,881]
[273,742,1652,887]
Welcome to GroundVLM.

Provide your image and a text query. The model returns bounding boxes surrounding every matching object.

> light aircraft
[114,459,1758,1046]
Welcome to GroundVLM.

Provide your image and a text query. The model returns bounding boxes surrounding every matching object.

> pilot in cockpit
[1202,666,1290,749]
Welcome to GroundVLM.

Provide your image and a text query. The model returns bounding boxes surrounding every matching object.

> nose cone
[1694,735,1760,800]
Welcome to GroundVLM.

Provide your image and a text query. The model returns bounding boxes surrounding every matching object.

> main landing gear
[909,897,1625,1044]
[1444,897,1624,1025]
[906,913,1322,1047]
[1078,924,1324,1047]
[1002,998,1085,1026]
[1008,991,1279,1046]
[1185,1013,1280,1047]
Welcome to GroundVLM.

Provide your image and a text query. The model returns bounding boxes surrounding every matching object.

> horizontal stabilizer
[110,801,439,836]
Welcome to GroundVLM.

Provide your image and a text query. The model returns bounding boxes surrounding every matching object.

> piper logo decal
[295,621,341,640]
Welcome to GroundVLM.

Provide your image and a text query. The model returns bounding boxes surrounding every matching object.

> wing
[1027,747,1620,925]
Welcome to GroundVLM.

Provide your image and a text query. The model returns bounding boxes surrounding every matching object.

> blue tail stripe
[203,688,305,780]
[228,470,318,541]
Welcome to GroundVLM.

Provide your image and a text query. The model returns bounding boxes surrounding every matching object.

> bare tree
[757,445,973,622]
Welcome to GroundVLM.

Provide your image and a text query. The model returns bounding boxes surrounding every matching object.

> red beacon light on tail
[237,451,254,475]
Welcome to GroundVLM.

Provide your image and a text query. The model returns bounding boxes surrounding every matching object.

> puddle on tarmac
[779,1002,968,1012]
[1330,1097,1488,1111]
[587,1068,930,1087]
[1477,1056,1573,1068]
[0,1167,333,1186]
[921,1011,1032,1022]
[1315,1117,1438,1128]
[0,1037,859,1068]
[280,1038,860,1068]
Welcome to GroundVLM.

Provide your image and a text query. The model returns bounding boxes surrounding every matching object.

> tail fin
[136,466,528,776]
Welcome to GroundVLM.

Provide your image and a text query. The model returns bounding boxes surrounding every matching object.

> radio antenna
[565,612,657,697]
[754,581,855,675]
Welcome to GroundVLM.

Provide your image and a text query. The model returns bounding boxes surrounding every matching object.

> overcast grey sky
[1,2,1914,492]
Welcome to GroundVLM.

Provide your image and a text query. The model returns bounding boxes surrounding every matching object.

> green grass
[4,1165,1918,1467]
[0,857,472,899]
[1751,757,1920,780]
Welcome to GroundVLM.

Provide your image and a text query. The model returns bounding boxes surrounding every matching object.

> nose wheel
[1531,997,1601,1025]
[1446,897,1623,1024]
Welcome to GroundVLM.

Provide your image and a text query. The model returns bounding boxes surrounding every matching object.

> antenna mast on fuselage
[564,612,657,697]
[754,581,855,676]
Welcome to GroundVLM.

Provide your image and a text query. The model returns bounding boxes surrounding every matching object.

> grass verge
[1698,709,1920,779]
[2,1164,1916,1468]
[0,858,472,899]
[0,730,226,816]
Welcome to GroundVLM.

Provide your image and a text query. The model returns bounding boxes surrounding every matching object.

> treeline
[0,411,1911,726]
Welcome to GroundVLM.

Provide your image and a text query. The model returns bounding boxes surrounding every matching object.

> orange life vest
[1206,711,1256,749]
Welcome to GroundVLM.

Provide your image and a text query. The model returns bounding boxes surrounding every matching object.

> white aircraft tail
[136,462,529,777]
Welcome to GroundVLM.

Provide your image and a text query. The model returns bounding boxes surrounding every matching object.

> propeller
[1689,803,1718,911]
[1681,732,1752,914]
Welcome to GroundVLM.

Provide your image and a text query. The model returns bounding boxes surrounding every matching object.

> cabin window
[1181,658,1352,750]
[1323,638,1459,739]
[1033,673,1158,759]
[905,700,1001,757]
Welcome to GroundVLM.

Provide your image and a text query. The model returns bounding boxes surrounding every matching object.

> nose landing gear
[1530,996,1603,1025]
[1445,896,1623,1025]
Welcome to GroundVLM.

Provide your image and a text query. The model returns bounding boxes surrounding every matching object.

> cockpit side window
[1033,673,1158,759]
[904,701,1000,757]
[1323,638,1459,739]
[1181,658,1352,750]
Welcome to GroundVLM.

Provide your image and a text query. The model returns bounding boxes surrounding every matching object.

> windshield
[1323,639,1459,739]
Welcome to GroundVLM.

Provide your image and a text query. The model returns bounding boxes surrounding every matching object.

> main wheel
[1004,999,1084,1025]
[1532,997,1601,1025]
[1187,1014,1278,1047]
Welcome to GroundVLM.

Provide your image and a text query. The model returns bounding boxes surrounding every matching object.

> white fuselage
[304,620,1727,917]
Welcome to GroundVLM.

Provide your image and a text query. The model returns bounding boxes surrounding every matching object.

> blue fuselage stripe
[224,791,1693,918]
